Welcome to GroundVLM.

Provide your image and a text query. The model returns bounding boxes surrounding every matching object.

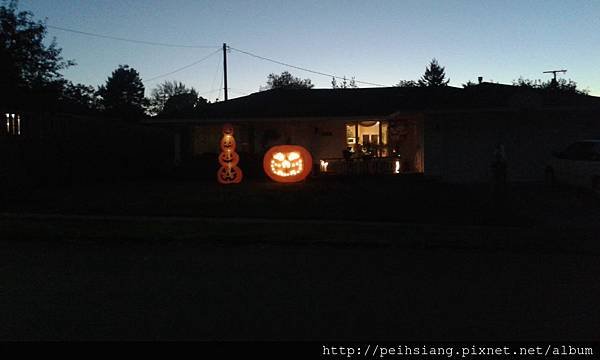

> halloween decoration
[263,145,312,183]
[218,150,240,167]
[217,123,243,184]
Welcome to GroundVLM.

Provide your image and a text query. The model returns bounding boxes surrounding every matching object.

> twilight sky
[20,0,600,100]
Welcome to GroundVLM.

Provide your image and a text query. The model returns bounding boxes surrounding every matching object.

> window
[4,113,21,136]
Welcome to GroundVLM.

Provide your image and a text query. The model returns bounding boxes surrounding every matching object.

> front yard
[2,176,599,228]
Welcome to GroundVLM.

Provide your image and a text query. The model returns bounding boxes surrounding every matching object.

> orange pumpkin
[222,123,234,136]
[263,145,313,183]
[218,149,240,167]
[220,134,236,152]
[217,165,243,184]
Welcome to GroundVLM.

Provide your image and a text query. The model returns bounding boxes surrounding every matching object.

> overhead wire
[228,46,388,87]
[145,49,221,82]
[47,25,220,49]
[46,25,390,94]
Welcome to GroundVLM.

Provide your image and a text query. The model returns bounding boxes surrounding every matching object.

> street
[1,217,598,340]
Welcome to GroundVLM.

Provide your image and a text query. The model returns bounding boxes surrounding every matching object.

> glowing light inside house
[5,113,20,135]
[394,160,400,174]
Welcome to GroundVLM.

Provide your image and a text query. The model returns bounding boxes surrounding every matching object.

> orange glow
[217,123,243,184]
[263,145,312,183]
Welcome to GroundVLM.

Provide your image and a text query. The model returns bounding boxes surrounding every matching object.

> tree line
[1,1,589,123]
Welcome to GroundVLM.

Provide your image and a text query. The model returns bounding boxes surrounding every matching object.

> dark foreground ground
[1,178,599,340]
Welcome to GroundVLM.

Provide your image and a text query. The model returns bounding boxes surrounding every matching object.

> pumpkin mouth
[270,152,304,177]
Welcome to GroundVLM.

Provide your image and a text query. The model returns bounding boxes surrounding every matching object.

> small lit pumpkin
[263,145,313,183]
[220,134,236,152]
[218,149,240,167]
[217,165,243,184]
[222,123,234,136]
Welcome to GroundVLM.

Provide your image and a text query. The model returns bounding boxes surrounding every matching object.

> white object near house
[546,140,600,192]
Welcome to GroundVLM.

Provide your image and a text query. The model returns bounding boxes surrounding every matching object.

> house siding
[424,109,600,183]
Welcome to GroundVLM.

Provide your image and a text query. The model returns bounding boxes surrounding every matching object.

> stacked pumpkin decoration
[217,123,243,184]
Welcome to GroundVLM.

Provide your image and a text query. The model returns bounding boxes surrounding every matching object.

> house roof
[201,86,466,119]
[148,83,600,123]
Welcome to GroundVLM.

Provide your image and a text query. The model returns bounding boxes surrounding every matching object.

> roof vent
[478,76,483,84]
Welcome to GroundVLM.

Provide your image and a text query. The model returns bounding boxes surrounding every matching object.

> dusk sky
[21,0,600,100]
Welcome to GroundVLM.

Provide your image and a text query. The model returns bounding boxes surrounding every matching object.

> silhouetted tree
[331,76,358,89]
[148,80,200,116]
[265,71,313,89]
[512,77,588,95]
[418,58,449,87]
[0,0,74,107]
[395,80,419,88]
[97,65,146,120]
[58,81,100,114]
[161,92,207,118]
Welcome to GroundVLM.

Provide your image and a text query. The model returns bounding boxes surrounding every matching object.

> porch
[318,156,415,176]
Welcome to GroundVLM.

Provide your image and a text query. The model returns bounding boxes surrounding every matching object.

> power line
[145,49,221,82]
[228,46,388,87]
[47,25,220,49]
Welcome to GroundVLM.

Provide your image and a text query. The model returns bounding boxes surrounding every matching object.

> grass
[0,176,535,226]
[2,177,600,340]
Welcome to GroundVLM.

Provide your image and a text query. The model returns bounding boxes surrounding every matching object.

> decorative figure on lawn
[217,123,242,184]
[263,145,312,183]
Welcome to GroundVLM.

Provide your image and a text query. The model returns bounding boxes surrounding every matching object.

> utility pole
[223,43,228,101]
[543,69,567,86]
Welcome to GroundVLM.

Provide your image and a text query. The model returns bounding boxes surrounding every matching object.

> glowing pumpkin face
[218,165,242,184]
[218,149,240,167]
[263,145,313,183]
[220,135,236,152]
[222,123,234,136]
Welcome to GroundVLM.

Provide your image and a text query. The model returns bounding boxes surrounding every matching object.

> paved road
[1,214,599,340]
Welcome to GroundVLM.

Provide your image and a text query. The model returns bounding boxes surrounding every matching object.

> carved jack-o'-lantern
[263,145,313,183]
[220,134,236,152]
[222,123,234,136]
[218,165,242,184]
[218,149,240,167]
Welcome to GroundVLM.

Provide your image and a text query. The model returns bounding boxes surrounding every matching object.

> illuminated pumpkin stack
[217,123,243,184]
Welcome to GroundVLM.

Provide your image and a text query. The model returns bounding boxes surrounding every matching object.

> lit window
[4,113,21,136]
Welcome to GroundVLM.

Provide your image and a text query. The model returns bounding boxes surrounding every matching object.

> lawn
[2,177,600,341]
[1,176,538,226]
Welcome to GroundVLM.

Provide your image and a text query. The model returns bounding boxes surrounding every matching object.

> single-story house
[146,83,600,182]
